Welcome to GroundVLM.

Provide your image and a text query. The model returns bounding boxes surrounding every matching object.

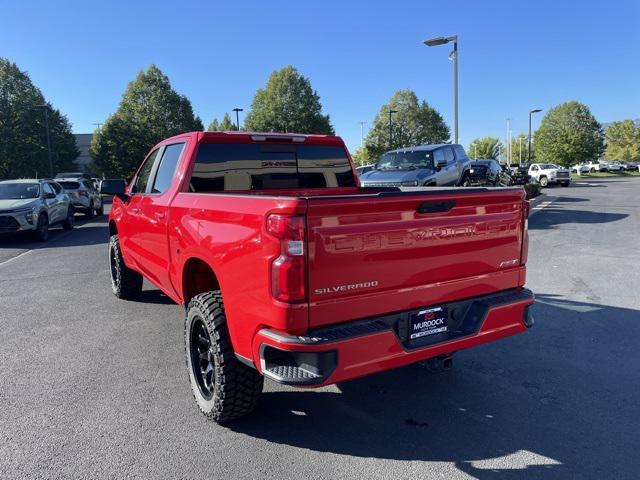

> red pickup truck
[102,131,534,423]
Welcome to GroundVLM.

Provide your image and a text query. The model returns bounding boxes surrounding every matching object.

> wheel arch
[108,220,118,236]
[181,257,221,306]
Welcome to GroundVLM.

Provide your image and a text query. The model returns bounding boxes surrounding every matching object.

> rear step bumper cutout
[255,288,534,386]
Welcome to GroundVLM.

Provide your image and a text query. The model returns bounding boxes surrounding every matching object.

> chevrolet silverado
[102,131,534,423]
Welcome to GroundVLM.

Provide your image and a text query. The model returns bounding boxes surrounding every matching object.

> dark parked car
[467,160,512,186]
[359,144,471,187]
[507,164,531,185]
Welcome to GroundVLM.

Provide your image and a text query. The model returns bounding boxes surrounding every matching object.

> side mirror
[100,179,128,200]
[435,159,447,170]
[45,192,56,199]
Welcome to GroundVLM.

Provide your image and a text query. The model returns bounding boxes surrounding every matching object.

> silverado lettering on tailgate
[322,219,518,253]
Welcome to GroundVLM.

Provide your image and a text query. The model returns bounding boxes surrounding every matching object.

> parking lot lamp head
[423,35,459,143]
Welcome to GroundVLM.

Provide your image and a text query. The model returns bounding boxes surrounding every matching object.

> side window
[51,182,62,194]
[132,149,160,194]
[151,143,185,194]
[434,148,445,163]
[444,147,455,164]
[43,183,55,197]
[531,165,538,171]
[454,145,467,160]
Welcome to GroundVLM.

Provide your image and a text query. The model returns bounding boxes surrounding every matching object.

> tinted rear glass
[59,181,80,190]
[189,143,355,192]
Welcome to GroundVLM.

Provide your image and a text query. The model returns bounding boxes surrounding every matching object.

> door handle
[417,200,456,214]
[154,212,165,220]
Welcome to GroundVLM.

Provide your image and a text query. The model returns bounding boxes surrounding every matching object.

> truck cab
[359,144,471,188]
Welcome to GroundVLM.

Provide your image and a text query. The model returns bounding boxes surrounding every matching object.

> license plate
[409,307,448,340]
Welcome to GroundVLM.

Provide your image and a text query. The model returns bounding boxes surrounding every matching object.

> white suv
[528,163,571,187]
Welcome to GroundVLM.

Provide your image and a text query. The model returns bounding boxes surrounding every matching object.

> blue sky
[2,0,638,153]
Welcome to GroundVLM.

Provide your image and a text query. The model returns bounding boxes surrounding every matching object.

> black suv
[359,144,472,187]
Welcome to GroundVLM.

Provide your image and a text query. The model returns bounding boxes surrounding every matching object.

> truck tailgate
[306,188,526,328]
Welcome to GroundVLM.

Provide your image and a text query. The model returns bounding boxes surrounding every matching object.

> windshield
[376,151,434,170]
[0,183,40,200]
[59,181,80,190]
[540,164,558,169]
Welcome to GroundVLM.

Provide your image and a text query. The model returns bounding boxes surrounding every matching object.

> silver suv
[57,178,103,217]
[0,179,75,241]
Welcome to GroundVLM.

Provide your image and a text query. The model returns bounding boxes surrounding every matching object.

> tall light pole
[506,118,511,165]
[528,109,542,165]
[424,35,458,143]
[358,121,366,147]
[518,136,524,165]
[33,105,53,177]
[388,109,398,149]
[232,108,243,131]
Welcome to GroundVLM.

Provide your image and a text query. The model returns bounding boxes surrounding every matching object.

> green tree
[0,58,78,179]
[244,65,333,134]
[90,65,203,177]
[363,90,450,160]
[350,147,369,166]
[207,118,220,131]
[499,134,532,165]
[468,136,502,160]
[534,101,604,167]
[218,113,238,131]
[605,120,640,161]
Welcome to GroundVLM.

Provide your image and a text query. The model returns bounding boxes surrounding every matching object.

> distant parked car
[506,164,530,185]
[55,172,93,180]
[607,162,624,172]
[467,160,511,186]
[57,178,103,218]
[571,164,590,174]
[355,164,375,176]
[528,163,571,187]
[625,161,640,171]
[359,144,471,187]
[0,179,74,241]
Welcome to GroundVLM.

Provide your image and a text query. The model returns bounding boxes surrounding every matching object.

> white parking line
[0,249,33,267]
[530,196,557,216]
[0,219,96,268]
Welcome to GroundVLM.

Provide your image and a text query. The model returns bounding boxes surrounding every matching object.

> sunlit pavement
[0,179,638,479]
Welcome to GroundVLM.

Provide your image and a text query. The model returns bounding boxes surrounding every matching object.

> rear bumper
[251,288,534,386]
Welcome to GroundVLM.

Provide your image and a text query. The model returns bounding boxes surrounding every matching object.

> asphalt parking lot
[1,178,638,479]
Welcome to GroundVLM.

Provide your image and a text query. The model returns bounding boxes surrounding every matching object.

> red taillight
[520,200,530,265]
[266,214,306,302]
[78,190,88,197]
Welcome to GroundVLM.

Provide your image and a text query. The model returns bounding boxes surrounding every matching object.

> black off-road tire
[85,201,95,219]
[109,235,142,299]
[185,291,263,424]
[62,207,75,230]
[460,174,471,187]
[561,182,569,187]
[33,213,49,242]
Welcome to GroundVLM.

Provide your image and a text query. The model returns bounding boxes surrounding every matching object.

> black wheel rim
[190,318,215,400]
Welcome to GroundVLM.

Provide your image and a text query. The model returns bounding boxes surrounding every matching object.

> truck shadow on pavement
[231,296,639,479]
[529,207,627,230]
[0,217,108,250]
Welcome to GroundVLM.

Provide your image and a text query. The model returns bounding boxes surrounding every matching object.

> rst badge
[409,307,448,340]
